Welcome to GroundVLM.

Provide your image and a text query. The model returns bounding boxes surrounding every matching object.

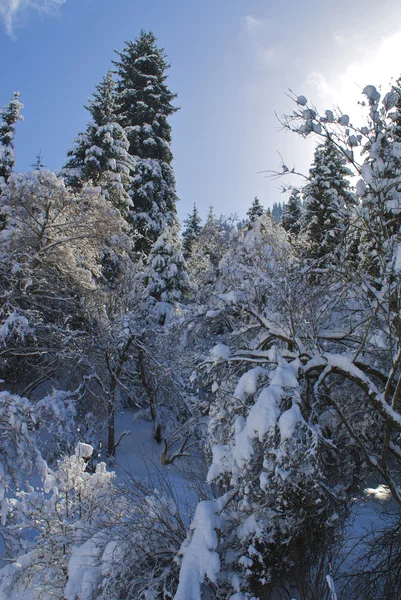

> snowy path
[112,409,203,503]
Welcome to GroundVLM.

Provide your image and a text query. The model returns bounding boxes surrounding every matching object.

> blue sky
[2,0,401,222]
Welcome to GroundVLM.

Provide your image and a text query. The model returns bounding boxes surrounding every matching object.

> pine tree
[282,189,302,235]
[271,201,284,223]
[113,30,179,254]
[145,218,189,325]
[182,204,202,259]
[301,139,353,263]
[63,72,135,217]
[31,150,46,171]
[0,92,23,184]
[247,196,264,223]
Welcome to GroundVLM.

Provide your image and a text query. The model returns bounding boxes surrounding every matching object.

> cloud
[243,14,265,33]
[304,30,401,120]
[0,0,66,36]
[241,14,280,71]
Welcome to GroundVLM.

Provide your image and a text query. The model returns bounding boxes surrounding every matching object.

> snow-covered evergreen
[63,72,136,217]
[182,203,202,259]
[246,196,264,223]
[113,30,179,254]
[281,188,302,235]
[301,138,354,264]
[0,92,23,185]
[145,218,189,324]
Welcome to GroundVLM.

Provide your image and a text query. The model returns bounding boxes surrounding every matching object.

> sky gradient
[2,0,401,222]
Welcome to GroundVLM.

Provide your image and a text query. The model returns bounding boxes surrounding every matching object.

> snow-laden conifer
[301,139,353,264]
[0,92,23,185]
[281,188,302,235]
[113,30,179,254]
[64,72,135,216]
[182,203,202,259]
[145,219,190,324]
[246,196,264,223]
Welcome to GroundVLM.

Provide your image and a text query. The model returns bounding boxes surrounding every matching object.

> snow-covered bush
[0,443,115,599]
[0,391,45,524]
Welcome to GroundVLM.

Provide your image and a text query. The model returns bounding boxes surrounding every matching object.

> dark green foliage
[247,196,264,223]
[271,201,283,224]
[281,189,302,235]
[302,139,353,263]
[182,204,202,259]
[113,31,179,254]
[63,72,135,216]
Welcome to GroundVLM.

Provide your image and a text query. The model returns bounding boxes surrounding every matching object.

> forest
[1,28,401,600]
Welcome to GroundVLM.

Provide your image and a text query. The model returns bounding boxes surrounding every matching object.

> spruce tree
[247,196,264,223]
[113,30,179,254]
[271,201,283,223]
[145,218,189,325]
[31,150,46,171]
[301,139,353,264]
[0,92,23,184]
[182,204,202,259]
[281,189,302,235]
[63,72,135,217]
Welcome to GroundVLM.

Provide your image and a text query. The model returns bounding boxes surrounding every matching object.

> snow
[326,574,338,600]
[218,291,238,304]
[75,442,93,459]
[174,499,222,600]
[278,404,304,441]
[210,343,230,360]
[296,95,307,106]
[64,535,105,600]
[364,484,391,501]
[208,360,301,479]
[233,367,266,400]
[356,178,366,197]
[363,85,380,103]
[1,312,30,341]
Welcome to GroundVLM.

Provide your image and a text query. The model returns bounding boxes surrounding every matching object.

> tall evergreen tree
[113,30,179,254]
[63,72,135,217]
[247,196,264,223]
[182,204,202,259]
[301,139,353,263]
[0,92,23,184]
[281,189,302,235]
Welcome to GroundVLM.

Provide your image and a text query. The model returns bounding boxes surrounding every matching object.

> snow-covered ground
[112,409,203,498]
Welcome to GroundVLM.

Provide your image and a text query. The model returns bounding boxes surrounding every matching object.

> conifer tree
[271,201,283,223]
[182,204,202,259]
[282,189,302,235]
[301,139,353,263]
[63,72,135,217]
[145,219,189,325]
[0,92,23,184]
[31,150,45,171]
[113,30,179,254]
[247,196,264,223]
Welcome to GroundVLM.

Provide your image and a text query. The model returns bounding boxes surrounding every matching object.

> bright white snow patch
[365,484,392,501]
[75,443,94,459]
[174,500,222,600]
[210,343,230,360]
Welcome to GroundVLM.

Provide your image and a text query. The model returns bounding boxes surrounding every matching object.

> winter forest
[2,25,401,600]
